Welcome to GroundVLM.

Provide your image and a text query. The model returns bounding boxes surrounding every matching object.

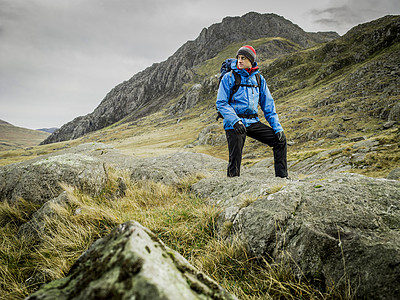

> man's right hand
[276,131,286,142]
[233,121,247,134]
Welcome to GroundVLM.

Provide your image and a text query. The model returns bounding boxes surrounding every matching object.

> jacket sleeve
[259,75,283,133]
[216,73,240,127]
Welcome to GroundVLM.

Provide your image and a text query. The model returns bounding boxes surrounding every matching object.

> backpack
[216,58,261,120]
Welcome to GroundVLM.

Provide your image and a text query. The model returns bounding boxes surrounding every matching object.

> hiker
[216,45,288,178]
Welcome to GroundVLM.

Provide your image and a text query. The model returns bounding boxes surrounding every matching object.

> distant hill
[0,120,50,150]
[0,120,11,125]
[37,127,58,134]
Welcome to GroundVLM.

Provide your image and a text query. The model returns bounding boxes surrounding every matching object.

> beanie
[236,45,256,64]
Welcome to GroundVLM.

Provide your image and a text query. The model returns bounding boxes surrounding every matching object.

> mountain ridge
[40,12,339,145]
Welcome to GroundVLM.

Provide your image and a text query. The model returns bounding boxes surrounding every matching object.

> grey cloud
[310,0,400,34]
[0,0,208,128]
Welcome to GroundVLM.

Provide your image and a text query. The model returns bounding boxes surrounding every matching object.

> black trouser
[225,121,288,177]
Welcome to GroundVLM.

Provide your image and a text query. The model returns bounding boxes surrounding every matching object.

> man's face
[237,55,252,69]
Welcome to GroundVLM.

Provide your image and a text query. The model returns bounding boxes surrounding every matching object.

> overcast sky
[1,0,399,129]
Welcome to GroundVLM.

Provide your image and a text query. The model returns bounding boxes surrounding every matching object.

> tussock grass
[193,237,344,300]
[1,168,351,299]
[0,199,40,227]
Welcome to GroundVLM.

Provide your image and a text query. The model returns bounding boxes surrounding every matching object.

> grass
[0,168,352,300]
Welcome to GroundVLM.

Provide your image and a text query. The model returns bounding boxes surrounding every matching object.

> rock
[342,116,353,121]
[388,102,400,122]
[0,143,227,205]
[197,124,227,146]
[287,148,352,175]
[210,172,400,299]
[326,130,343,139]
[387,168,400,180]
[297,117,314,124]
[383,120,396,129]
[352,138,380,150]
[70,143,227,184]
[349,136,365,142]
[0,151,108,205]
[26,221,238,300]
[18,192,70,243]
[169,84,202,115]
[125,152,226,184]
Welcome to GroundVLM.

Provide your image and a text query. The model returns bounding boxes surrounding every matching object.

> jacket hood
[231,59,259,76]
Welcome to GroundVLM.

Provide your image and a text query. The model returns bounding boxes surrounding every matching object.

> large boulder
[0,151,108,205]
[26,221,238,300]
[58,143,227,184]
[124,152,226,184]
[0,143,227,205]
[198,172,400,299]
[18,191,71,243]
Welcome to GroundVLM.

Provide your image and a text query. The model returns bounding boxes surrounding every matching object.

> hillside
[165,14,400,177]
[0,120,50,151]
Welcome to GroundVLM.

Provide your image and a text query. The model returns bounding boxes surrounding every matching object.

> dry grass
[193,237,345,300]
[0,168,352,300]
[0,169,217,299]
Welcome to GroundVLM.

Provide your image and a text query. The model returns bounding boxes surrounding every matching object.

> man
[216,45,288,178]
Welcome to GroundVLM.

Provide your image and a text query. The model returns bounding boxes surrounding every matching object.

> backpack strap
[238,73,261,88]
[216,71,262,121]
[255,73,261,88]
[228,71,241,104]
[228,72,261,104]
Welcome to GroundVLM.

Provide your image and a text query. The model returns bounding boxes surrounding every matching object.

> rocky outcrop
[0,143,226,206]
[195,124,227,146]
[0,151,108,205]
[169,84,203,116]
[192,171,400,299]
[2,143,399,299]
[26,221,238,300]
[41,12,339,145]
[18,191,71,244]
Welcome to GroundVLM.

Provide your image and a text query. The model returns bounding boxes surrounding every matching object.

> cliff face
[41,12,338,145]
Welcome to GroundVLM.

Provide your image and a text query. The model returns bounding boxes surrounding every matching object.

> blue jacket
[216,60,283,133]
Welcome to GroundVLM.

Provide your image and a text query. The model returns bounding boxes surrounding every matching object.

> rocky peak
[40,12,339,145]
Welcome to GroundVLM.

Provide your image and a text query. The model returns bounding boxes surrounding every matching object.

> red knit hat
[236,45,256,64]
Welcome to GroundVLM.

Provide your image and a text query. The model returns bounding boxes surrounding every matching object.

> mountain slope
[0,120,50,150]
[33,14,399,178]
[41,12,338,145]
[116,14,398,178]
[169,15,399,143]
[259,15,400,136]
